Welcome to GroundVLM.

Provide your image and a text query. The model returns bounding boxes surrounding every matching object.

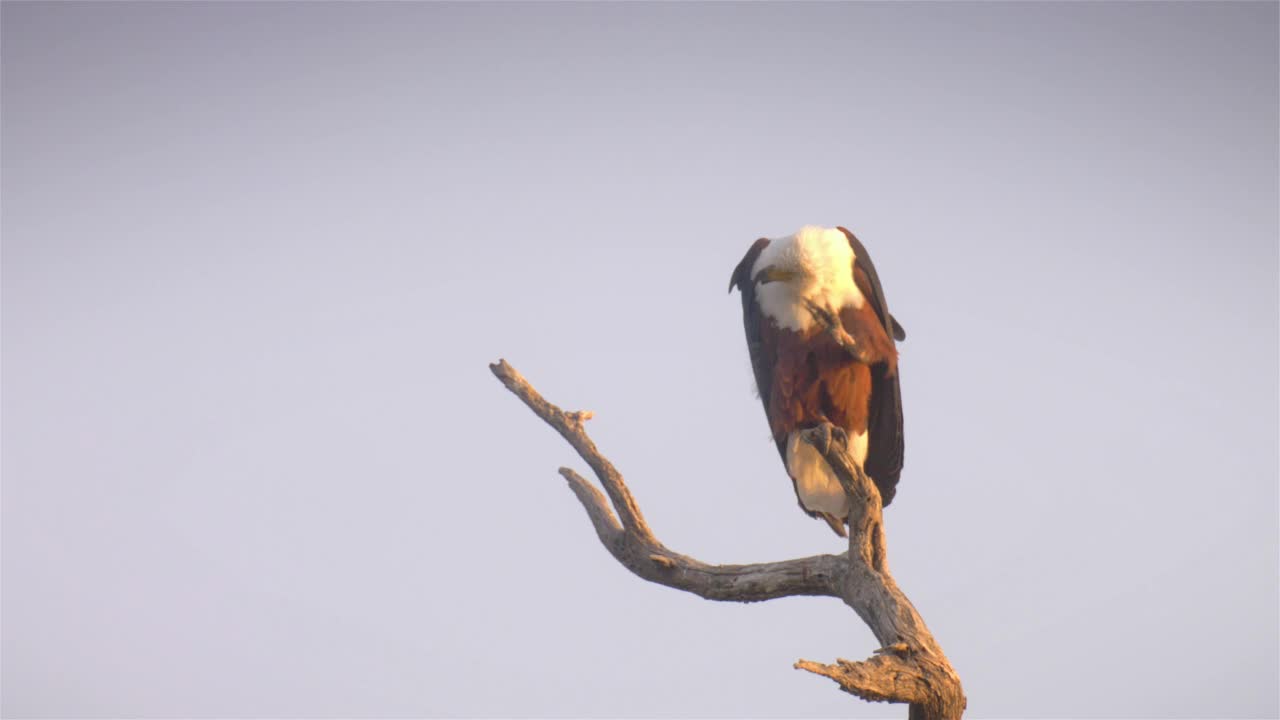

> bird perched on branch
[729,226,905,537]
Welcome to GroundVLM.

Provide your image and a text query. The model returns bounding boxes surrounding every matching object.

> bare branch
[558,466,622,543]
[792,427,966,718]
[489,359,842,603]
[798,425,887,572]
[490,359,654,542]
[490,358,966,718]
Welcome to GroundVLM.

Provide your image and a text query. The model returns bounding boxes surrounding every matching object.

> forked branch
[489,358,964,719]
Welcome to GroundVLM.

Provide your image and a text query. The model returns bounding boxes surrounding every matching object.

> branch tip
[488,358,512,378]
[795,658,830,675]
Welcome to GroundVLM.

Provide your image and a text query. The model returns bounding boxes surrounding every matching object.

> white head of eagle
[729,226,906,538]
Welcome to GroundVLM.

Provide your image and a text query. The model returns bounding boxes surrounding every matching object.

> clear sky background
[3,2,1277,718]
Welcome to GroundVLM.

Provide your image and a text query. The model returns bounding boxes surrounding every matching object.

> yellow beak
[753,265,800,285]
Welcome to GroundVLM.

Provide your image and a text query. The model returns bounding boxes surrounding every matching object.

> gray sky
[3,2,1277,718]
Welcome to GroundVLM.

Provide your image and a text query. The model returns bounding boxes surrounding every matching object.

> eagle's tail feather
[819,512,848,538]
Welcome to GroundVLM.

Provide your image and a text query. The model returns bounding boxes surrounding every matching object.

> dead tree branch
[489,358,965,719]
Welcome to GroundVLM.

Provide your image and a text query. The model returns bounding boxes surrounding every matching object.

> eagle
[729,226,905,537]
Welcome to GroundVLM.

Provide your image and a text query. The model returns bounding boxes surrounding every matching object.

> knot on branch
[874,641,912,657]
[648,553,676,568]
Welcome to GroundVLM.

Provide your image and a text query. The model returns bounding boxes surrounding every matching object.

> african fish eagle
[729,226,905,537]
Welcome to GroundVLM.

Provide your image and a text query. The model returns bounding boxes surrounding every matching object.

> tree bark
[490,358,965,719]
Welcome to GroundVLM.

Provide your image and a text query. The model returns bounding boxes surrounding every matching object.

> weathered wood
[795,426,966,717]
[490,358,965,718]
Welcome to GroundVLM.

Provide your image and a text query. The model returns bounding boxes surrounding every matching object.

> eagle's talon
[809,424,833,455]
[829,425,849,449]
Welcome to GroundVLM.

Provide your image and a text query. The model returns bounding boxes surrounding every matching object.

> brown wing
[838,227,905,506]
[728,238,787,458]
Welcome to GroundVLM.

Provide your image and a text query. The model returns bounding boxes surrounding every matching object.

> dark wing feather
[837,227,904,506]
[729,239,786,459]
